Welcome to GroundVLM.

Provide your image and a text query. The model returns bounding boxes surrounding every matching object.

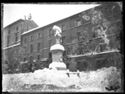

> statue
[49,25,66,70]
[52,25,62,44]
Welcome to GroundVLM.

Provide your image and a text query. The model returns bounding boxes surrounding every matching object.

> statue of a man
[52,25,62,44]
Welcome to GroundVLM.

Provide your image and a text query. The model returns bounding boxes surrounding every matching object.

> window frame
[15,32,18,42]
[7,35,10,46]
[16,26,19,31]
[30,35,33,41]
[30,44,33,53]
[24,37,27,43]
[37,42,41,52]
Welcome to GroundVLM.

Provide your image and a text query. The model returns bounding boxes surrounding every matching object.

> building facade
[2,18,38,73]
[21,2,122,72]
[2,2,122,73]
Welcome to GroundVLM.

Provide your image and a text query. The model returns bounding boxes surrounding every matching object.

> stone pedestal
[48,25,67,70]
[49,44,66,70]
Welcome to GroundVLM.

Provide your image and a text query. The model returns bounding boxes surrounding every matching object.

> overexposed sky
[3,3,99,28]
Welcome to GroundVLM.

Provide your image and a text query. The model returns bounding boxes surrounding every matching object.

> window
[23,46,26,55]
[16,26,18,31]
[49,28,53,38]
[7,30,11,45]
[49,29,51,38]
[8,30,11,34]
[37,55,40,60]
[38,32,41,39]
[15,32,18,42]
[44,49,49,58]
[23,58,26,62]
[37,32,42,39]
[61,24,64,31]
[49,39,52,47]
[30,35,33,41]
[70,20,75,28]
[30,44,33,53]
[62,23,68,31]
[7,35,10,46]
[24,37,27,43]
[77,32,81,38]
[37,42,41,52]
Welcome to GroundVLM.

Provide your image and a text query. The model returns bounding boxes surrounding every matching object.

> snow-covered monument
[2,2,123,92]
[49,25,67,70]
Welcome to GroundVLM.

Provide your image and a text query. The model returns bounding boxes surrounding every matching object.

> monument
[49,25,67,70]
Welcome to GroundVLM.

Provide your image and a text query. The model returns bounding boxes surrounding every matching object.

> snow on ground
[2,66,121,92]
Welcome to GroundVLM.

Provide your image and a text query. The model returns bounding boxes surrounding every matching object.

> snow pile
[2,73,32,91]
[97,67,121,91]
[75,67,121,92]
[34,68,79,87]
[2,67,121,92]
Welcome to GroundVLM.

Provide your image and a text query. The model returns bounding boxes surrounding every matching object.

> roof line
[21,26,42,35]
[4,19,24,29]
[21,4,100,35]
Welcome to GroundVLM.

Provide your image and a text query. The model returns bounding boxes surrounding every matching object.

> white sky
[3,3,99,28]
